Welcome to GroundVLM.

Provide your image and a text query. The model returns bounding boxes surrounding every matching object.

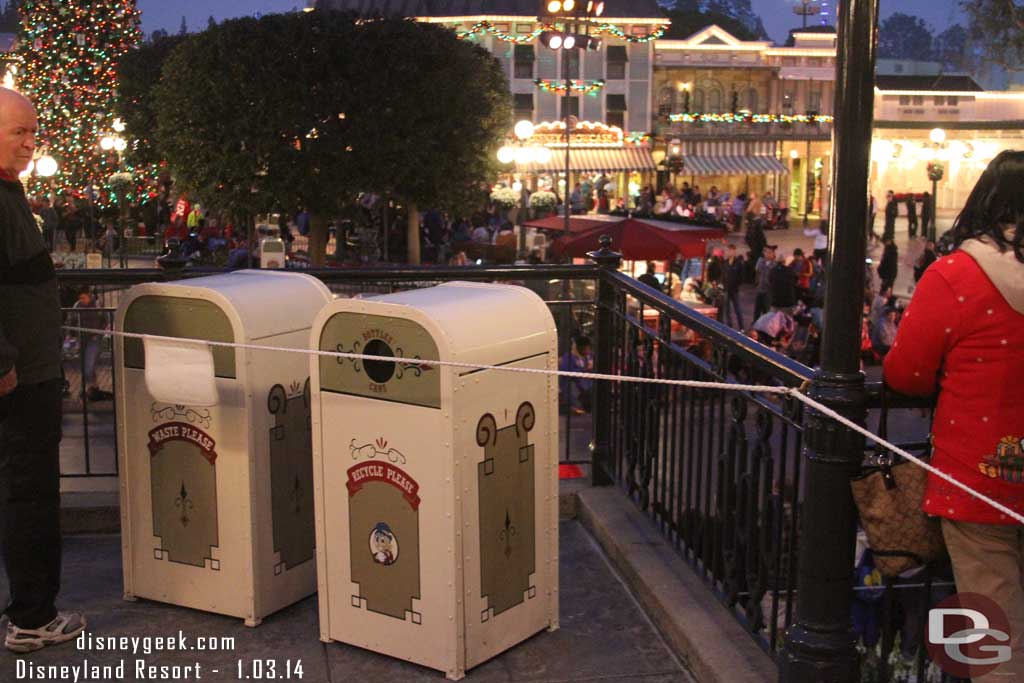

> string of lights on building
[533,78,606,93]
[455,20,667,44]
[667,112,835,124]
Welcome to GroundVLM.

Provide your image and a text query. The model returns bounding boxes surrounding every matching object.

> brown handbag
[850,384,947,577]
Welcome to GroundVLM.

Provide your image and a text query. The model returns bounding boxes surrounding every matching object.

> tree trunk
[406,201,420,265]
[309,213,329,268]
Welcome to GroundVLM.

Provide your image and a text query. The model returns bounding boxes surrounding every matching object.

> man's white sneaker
[5,612,87,653]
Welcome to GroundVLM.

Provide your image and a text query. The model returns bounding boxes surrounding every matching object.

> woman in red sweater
[884,151,1024,680]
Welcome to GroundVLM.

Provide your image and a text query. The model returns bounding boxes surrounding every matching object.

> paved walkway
[725,212,957,303]
[0,523,693,683]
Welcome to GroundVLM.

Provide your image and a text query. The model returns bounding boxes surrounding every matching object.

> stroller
[766,206,790,230]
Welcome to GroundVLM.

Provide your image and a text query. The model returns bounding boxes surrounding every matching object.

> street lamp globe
[929,128,947,145]
[512,180,523,193]
[514,120,535,141]
[114,137,127,152]
[35,154,58,177]
[100,136,116,151]
[535,146,552,164]
[497,145,515,164]
[514,146,534,165]
[112,117,126,133]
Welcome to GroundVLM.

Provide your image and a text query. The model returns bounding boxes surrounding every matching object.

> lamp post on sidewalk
[926,127,946,243]
[497,120,553,255]
[781,0,878,680]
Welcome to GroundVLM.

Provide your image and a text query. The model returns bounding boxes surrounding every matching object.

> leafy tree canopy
[961,0,1024,68]
[878,12,935,61]
[933,23,969,72]
[149,12,509,260]
[664,3,759,40]
[342,19,509,215]
[154,11,359,219]
[116,34,187,168]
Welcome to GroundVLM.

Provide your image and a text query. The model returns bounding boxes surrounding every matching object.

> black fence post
[588,235,621,486]
[780,0,879,681]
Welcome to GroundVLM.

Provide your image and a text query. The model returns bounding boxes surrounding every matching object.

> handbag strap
[877,381,889,442]
[876,382,896,489]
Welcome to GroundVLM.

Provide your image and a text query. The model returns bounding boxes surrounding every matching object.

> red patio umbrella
[551,218,724,261]
[522,214,623,234]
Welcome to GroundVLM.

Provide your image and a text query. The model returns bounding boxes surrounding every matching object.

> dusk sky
[758,0,964,42]
[136,0,965,44]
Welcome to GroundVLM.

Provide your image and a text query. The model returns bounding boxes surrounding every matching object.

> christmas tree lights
[15,0,142,203]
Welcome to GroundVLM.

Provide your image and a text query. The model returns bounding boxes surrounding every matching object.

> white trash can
[260,237,286,269]
[310,282,560,680]
[115,270,332,626]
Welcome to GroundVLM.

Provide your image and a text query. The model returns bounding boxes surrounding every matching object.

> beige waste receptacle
[311,282,560,680]
[115,270,332,626]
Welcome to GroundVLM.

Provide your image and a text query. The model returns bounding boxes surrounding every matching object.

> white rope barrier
[63,324,1024,526]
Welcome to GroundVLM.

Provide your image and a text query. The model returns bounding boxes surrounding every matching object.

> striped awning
[681,155,789,176]
[516,146,656,174]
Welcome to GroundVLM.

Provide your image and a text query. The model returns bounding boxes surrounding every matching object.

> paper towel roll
[143,337,219,407]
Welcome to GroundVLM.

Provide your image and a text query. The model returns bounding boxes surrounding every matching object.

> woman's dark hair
[951,150,1024,262]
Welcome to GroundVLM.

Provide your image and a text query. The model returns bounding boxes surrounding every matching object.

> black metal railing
[581,248,950,681]
[587,249,814,658]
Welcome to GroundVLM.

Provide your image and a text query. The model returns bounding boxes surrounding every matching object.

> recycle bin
[115,270,333,626]
[260,237,286,269]
[311,282,559,680]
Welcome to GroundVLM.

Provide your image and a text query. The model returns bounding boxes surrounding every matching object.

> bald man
[0,88,85,653]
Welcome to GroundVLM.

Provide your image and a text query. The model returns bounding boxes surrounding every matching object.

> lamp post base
[780,624,860,683]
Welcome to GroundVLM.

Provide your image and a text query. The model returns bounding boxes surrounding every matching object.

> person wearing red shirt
[884,151,1024,681]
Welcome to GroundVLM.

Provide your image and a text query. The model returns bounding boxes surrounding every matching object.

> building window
[693,88,705,112]
[606,94,627,128]
[566,50,580,79]
[746,88,758,112]
[708,89,723,113]
[657,87,675,117]
[783,91,794,113]
[808,90,821,113]
[513,93,534,123]
[899,95,911,106]
[606,45,627,80]
[912,95,925,106]
[562,96,579,119]
[514,45,534,80]
[948,95,958,106]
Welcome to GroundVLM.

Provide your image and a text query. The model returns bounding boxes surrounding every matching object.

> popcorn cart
[115,270,333,626]
[310,282,559,680]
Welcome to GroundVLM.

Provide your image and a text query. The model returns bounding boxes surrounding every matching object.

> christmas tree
[15,0,141,200]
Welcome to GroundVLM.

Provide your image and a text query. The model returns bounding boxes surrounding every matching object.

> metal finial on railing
[587,234,622,269]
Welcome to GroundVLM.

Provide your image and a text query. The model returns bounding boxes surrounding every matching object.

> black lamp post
[926,128,946,242]
[781,0,878,679]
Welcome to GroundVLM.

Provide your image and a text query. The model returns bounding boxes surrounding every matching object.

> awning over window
[681,155,789,176]
[516,146,656,174]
